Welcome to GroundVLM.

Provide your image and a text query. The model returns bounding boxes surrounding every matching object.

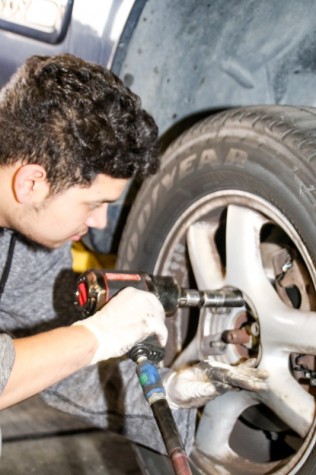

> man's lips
[70,234,83,241]
[69,229,88,241]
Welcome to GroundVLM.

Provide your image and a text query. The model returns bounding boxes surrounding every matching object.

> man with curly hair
[0,54,267,456]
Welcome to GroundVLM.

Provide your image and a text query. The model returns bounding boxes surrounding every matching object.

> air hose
[129,341,192,475]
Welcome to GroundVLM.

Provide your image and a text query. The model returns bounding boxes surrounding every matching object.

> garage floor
[0,396,197,474]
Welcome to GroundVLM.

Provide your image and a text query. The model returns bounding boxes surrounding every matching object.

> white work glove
[73,287,167,365]
[163,359,269,409]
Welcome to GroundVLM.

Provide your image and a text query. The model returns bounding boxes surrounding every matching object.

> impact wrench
[74,270,245,475]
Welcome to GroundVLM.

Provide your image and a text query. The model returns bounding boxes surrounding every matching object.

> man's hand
[73,287,167,364]
[163,359,269,409]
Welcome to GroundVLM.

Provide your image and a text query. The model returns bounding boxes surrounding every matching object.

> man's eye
[89,203,102,210]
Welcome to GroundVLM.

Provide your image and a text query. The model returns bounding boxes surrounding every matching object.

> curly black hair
[0,54,159,194]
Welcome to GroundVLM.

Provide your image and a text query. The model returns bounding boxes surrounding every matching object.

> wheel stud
[222,328,250,344]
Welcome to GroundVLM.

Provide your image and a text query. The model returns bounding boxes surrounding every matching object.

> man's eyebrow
[103,198,118,203]
[89,198,117,204]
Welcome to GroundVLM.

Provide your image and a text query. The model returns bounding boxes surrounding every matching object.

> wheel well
[116,0,316,137]
[159,108,227,154]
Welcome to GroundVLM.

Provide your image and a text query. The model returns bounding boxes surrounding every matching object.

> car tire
[117,105,316,474]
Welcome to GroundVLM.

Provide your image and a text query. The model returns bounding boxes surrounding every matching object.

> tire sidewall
[119,130,316,272]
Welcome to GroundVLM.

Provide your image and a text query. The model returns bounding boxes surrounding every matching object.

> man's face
[14,174,128,248]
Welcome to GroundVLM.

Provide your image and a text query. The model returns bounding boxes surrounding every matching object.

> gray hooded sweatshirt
[0,229,195,454]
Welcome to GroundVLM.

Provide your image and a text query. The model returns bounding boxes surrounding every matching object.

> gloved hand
[73,287,167,365]
[163,359,269,409]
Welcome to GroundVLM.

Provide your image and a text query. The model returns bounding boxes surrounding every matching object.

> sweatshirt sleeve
[0,334,15,394]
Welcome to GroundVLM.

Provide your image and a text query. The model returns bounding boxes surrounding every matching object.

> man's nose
[86,204,108,229]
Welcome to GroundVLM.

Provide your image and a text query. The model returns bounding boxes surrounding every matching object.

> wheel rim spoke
[187,221,225,289]
[195,391,258,458]
[261,305,316,353]
[172,337,199,369]
[258,356,314,437]
[225,205,278,301]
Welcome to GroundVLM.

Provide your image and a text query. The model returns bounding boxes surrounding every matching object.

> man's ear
[13,164,49,204]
